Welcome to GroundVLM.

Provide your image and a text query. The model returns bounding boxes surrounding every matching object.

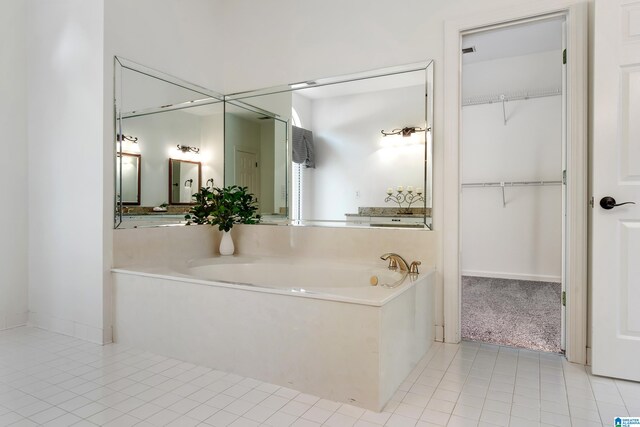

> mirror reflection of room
[226,63,433,229]
[290,70,427,227]
[115,58,433,229]
[115,59,224,226]
[224,102,288,221]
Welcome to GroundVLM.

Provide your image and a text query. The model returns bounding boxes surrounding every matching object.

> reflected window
[291,108,304,221]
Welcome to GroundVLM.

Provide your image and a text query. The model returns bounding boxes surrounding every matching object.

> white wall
[27,0,106,342]
[295,85,425,221]
[0,0,28,330]
[200,113,225,191]
[461,51,563,281]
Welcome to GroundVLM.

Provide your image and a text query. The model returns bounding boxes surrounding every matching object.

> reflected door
[236,149,259,201]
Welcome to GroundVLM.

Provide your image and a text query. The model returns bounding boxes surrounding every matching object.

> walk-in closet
[460,17,565,352]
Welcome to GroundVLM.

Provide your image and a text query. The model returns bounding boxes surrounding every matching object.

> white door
[592,0,640,381]
[235,149,259,200]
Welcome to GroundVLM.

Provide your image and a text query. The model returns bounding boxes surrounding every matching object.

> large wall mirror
[227,61,433,229]
[114,57,433,229]
[114,57,225,228]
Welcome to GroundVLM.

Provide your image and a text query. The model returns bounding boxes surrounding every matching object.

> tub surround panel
[113,268,435,410]
[113,222,442,345]
[380,274,434,403]
[113,225,219,268]
[114,224,437,269]
[233,225,436,267]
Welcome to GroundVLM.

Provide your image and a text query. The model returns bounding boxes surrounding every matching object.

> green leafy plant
[185,185,260,231]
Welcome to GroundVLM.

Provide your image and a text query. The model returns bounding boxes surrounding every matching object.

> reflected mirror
[169,159,201,204]
[116,153,141,205]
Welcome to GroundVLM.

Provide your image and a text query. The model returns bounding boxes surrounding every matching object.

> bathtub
[112,255,435,411]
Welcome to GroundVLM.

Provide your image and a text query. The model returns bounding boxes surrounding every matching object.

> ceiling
[462,16,564,64]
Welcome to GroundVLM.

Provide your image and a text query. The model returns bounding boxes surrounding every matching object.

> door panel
[592,0,640,381]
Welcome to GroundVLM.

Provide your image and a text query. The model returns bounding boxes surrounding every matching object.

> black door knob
[600,196,636,210]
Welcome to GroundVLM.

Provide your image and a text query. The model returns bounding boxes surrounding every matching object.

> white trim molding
[443,1,589,364]
[461,271,562,283]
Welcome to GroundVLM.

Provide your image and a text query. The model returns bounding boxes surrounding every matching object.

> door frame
[443,1,588,364]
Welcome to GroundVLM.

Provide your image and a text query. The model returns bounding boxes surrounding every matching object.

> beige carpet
[461,276,562,353]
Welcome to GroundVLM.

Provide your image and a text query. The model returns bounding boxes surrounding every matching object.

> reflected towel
[292,125,315,168]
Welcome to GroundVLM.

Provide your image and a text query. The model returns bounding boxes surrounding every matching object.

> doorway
[459,17,566,353]
[443,3,588,363]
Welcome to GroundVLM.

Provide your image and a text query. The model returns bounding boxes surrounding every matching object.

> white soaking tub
[112,255,435,411]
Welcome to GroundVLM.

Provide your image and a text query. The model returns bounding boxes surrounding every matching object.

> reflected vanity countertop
[122,206,191,215]
[345,207,431,217]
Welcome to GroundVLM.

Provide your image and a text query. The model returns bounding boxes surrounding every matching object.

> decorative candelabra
[385,186,424,212]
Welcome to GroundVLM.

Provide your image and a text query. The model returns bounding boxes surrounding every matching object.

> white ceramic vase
[219,230,234,256]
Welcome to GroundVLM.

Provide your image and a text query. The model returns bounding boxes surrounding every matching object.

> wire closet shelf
[461,180,563,207]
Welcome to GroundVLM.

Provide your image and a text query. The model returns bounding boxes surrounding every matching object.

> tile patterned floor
[0,327,638,427]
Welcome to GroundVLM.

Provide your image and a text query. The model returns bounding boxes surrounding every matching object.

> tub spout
[380,253,410,271]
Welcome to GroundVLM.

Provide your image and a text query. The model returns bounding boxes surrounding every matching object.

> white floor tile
[324,411,358,427]
[39,412,83,427]
[203,409,239,426]
[86,408,124,426]
[27,406,67,424]
[1,328,639,427]
[479,409,509,427]
[300,405,333,423]
[263,410,298,426]
[419,408,449,425]
[360,409,392,425]
[242,404,277,422]
[384,413,418,427]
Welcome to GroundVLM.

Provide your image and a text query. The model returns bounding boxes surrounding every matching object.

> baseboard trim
[462,270,561,283]
[0,311,28,331]
[28,312,105,344]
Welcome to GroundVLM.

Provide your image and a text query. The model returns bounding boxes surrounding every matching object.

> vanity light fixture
[184,178,194,188]
[117,134,138,143]
[176,144,200,154]
[380,126,428,137]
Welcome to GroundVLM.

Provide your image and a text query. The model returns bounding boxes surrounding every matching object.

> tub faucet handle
[409,261,421,274]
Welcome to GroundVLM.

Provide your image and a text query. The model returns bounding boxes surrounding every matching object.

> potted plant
[185,185,260,255]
